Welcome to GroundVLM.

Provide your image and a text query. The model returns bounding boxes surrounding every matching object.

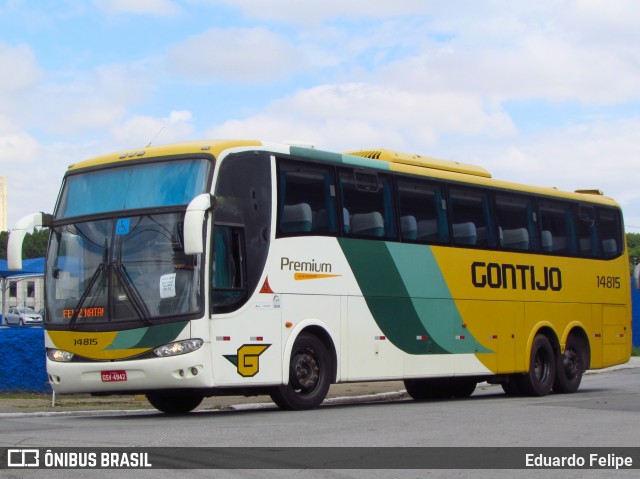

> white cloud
[111,110,195,147]
[166,27,308,81]
[205,0,438,24]
[0,43,40,92]
[0,131,40,164]
[36,61,157,135]
[93,0,181,16]
[440,117,640,220]
[207,83,514,150]
[371,31,640,106]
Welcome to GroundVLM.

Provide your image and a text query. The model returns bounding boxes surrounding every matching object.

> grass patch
[0,393,50,400]
[632,347,640,357]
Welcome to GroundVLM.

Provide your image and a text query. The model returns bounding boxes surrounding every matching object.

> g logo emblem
[224,344,271,377]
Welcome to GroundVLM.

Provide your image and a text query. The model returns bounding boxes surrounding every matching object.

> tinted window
[57,159,211,218]
[214,153,271,309]
[339,168,397,240]
[576,205,597,257]
[494,194,537,251]
[539,201,577,254]
[396,176,449,243]
[277,160,338,236]
[449,187,496,247]
[598,207,623,258]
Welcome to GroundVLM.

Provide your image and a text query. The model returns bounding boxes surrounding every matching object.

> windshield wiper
[69,238,109,330]
[113,263,152,325]
[112,235,152,324]
[69,263,106,330]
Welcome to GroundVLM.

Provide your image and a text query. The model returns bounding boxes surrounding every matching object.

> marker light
[153,339,203,358]
[47,348,75,362]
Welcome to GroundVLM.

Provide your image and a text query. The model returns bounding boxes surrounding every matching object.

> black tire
[404,378,476,400]
[553,334,587,394]
[270,333,332,410]
[146,391,204,414]
[501,376,524,396]
[516,334,556,396]
[451,379,477,398]
[404,378,432,400]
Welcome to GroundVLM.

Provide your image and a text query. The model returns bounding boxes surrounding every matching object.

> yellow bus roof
[66,139,619,207]
[67,139,263,171]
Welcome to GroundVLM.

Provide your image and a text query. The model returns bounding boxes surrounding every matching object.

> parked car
[4,306,43,326]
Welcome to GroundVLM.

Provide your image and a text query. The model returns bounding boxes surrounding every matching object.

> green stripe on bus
[385,242,491,354]
[106,321,189,350]
[338,239,491,355]
[289,145,391,170]
[338,238,447,354]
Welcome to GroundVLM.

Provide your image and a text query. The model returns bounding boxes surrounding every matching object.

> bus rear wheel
[501,376,524,396]
[553,335,587,394]
[146,390,204,414]
[270,333,332,410]
[516,334,556,396]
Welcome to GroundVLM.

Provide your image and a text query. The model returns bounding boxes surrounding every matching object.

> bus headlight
[153,339,203,358]
[47,348,75,362]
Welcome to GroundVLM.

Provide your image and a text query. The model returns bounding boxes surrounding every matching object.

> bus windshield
[56,158,211,218]
[46,213,202,327]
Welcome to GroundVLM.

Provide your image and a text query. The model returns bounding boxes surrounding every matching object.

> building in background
[0,176,6,231]
[0,258,44,321]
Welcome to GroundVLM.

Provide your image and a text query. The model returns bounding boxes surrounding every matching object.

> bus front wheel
[270,333,332,410]
[516,334,556,396]
[146,390,204,414]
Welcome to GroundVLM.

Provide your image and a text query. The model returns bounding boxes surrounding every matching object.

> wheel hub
[292,351,319,390]
[564,349,581,377]
[534,351,550,382]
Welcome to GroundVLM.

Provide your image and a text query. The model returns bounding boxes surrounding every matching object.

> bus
[8,140,631,413]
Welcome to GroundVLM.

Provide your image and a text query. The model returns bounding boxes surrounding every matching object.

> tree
[0,229,50,260]
[628,233,640,269]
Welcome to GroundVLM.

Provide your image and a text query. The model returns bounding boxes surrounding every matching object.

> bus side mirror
[634,264,640,290]
[184,194,216,255]
[8,212,52,270]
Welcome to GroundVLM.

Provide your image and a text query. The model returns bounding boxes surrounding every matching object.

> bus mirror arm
[634,264,640,290]
[184,194,216,255]
[8,212,51,270]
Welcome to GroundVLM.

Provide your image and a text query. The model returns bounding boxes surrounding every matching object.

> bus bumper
[46,345,215,394]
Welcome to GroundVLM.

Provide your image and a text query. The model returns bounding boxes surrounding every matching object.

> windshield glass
[46,213,202,327]
[56,158,210,218]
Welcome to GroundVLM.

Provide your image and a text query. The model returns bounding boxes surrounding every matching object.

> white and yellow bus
[8,140,631,413]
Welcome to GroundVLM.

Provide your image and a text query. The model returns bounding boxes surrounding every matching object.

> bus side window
[277,160,338,237]
[597,207,623,258]
[577,205,597,257]
[539,200,577,255]
[494,194,536,251]
[211,225,246,312]
[339,168,397,240]
[448,187,496,248]
[396,176,449,244]
[213,152,271,312]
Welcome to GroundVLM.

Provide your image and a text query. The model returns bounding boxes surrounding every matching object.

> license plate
[101,370,127,382]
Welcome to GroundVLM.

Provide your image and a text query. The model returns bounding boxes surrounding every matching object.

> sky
[1,0,640,231]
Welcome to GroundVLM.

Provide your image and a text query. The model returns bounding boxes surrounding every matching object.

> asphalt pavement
[1,358,637,416]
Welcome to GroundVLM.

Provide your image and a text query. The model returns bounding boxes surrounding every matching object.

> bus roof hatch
[344,149,492,178]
